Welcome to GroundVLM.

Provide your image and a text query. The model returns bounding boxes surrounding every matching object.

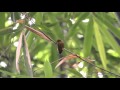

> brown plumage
[56,40,64,54]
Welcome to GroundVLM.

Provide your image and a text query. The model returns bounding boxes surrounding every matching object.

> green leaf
[0,27,14,35]
[95,17,120,57]
[67,12,90,38]
[93,19,107,70]
[83,15,94,57]
[29,12,37,17]
[50,44,58,68]
[12,12,20,21]
[0,69,30,78]
[33,12,43,24]
[67,68,83,77]
[102,13,117,24]
[26,31,36,49]
[78,21,86,33]
[47,13,64,39]
[0,12,7,44]
[0,12,6,29]
[103,30,120,55]
[44,59,53,78]
[94,13,120,39]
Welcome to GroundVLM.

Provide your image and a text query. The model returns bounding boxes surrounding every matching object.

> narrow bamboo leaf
[95,18,120,56]
[23,33,33,77]
[29,12,37,17]
[15,32,23,73]
[44,59,53,78]
[93,19,107,70]
[25,25,52,42]
[0,69,30,78]
[0,12,6,44]
[55,54,78,69]
[0,27,14,35]
[68,12,90,38]
[102,13,117,24]
[0,12,5,29]
[103,30,120,56]
[78,22,86,33]
[33,12,43,25]
[26,31,35,48]
[67,68,83,77]
[83,16,94,57]
[50,44,58,68]
[47,13,64,39]
[94,13,120,39]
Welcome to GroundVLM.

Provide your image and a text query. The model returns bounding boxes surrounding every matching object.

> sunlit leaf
[44,59,53,78]
[107,49,120,57]
[83,15,94,57]
[95,17,120,57]
[93,19,107,70]
[67,68,83,77]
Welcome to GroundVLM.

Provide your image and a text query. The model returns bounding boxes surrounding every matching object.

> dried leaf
[72,58,95,68]
[25,25,51,42]
[15,32,23,73]
[16,19,25,24]
[72,62,81,68]
[23,34,32,69]
[55,54,78,69]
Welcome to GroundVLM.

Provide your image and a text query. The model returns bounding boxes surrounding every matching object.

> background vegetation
[0,12,120,78]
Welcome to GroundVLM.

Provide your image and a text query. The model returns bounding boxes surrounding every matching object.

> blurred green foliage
[0,12,120,78]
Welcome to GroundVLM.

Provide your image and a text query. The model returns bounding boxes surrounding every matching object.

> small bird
[56,40,64,54]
